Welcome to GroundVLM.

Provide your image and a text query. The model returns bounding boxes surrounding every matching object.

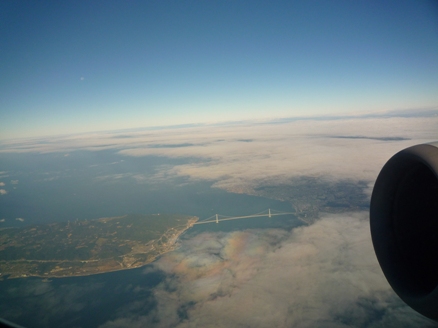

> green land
[0,214,198,279]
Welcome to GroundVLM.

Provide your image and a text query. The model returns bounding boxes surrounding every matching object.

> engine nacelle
[370,142,438,320]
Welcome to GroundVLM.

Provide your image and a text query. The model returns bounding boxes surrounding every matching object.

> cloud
[100,212,435,327]
[0,189,7,195]
[115,116,438,194]
[94,173,134,182]
[1,115,436,200]
[10,180,18,185]
[0,182,4,186]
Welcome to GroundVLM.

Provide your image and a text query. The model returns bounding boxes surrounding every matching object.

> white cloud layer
[116,117,438,191]
[1,116,437,194]
[100,212,434,327]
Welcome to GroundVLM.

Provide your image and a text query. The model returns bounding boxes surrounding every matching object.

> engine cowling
[370,142,438,320]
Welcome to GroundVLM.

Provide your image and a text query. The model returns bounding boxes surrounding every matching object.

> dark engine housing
[370,143,438,320]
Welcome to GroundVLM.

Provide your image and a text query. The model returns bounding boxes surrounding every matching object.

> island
[0,214,198,279]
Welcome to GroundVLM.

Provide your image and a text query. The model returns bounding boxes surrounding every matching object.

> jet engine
[370,142,438,320]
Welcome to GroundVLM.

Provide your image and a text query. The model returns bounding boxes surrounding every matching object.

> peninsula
[0,214,198,279]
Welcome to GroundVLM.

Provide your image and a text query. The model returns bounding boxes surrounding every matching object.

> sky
[1,0,438,140]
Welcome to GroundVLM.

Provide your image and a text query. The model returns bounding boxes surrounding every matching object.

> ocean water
[0,150,295,227]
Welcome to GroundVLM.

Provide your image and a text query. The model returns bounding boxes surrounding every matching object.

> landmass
[0,214,198,279]
[225,176,370,223]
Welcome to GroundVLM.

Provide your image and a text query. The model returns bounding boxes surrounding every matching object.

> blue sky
[1,0,438,139]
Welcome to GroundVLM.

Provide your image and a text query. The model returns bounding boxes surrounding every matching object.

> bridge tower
[216,214,219,223]
[269,208,271,218]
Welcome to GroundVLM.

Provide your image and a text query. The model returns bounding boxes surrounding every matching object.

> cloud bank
[1,116,437,195]
[100,212,434,327]
[114,116,438,196]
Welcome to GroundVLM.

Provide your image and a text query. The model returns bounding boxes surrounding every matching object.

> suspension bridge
[194,208,308,225]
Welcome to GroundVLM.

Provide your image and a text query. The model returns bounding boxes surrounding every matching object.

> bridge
[194,208,308,225]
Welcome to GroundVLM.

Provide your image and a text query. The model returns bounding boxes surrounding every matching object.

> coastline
[0,216,198,280]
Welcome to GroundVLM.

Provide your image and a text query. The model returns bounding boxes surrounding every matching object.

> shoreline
[1,216,198,280]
